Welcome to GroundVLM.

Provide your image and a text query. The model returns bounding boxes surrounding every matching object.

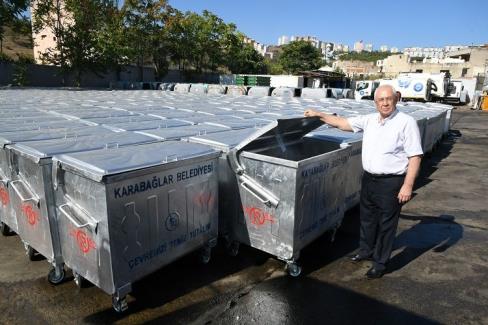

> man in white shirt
[304,85,423,279]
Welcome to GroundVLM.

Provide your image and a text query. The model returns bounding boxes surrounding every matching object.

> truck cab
[445,80,468,104]
[354,81,380,100]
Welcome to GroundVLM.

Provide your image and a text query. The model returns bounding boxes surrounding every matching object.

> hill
[1,26,34,60]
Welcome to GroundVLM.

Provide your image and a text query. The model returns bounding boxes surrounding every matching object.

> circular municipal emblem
[359,90,364,95]
[166,212,180,231]
[414,83,423,92]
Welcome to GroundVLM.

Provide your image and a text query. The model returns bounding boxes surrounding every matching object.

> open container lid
[227,117,323,173]
[10,132,157,162]
[53,141,220,182]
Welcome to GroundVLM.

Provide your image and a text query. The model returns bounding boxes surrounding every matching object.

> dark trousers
[358,172,405,270]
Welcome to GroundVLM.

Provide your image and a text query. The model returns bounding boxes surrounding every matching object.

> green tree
[122,0,172,80]
[0,0,30,53]
[222,28,266,74]
[94,4,133,80]
[165,10,266,75]
[264,58,284,75]
[338,51,391,62]
[33,0,125,86]
[165,10,227,74]
[278,40,324,74]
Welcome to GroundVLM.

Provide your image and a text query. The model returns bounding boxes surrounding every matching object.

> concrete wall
[0,63,219,88]
[333,60,378,77]
[380,48,488,78]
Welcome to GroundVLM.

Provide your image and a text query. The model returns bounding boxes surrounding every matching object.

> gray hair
[374,84,397,101]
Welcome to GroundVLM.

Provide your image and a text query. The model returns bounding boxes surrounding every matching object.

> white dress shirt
[347,109,423,175]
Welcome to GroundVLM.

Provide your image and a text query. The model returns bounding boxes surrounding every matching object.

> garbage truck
[355,72,452,102]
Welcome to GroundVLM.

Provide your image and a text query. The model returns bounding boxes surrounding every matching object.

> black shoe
[349,254,370,263]
[366,267,385,279]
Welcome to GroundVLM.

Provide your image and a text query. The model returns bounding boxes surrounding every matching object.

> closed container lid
[188,128,258,152]
[53,141,220,182]
[85,115,157,125]
[10,132,157,162]
[137,124,228,141]
[103,119,193,131]
[0,126,113,148]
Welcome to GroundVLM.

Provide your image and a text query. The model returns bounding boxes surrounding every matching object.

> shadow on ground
[149,276,442,325]
[83,243,273,323]
[388,214,463,274]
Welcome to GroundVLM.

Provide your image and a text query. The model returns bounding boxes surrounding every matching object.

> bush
[0,52,14,63]
[16,53,34,64]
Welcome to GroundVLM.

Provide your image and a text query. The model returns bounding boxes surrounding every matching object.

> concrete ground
[0,107,487,325]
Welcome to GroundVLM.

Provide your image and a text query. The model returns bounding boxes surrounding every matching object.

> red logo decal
[0,187,9,206]
[70,229,96,254]
[193,193,214,207]
[20,204,39,226]
[244,206,275,227]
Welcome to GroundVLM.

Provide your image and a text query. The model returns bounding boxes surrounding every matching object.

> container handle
[0,171,9,186]
[59,203,98,232]
[239,175,279,208]
[105,142,119,149]
[164,154,178,162]
[9,180,40,206]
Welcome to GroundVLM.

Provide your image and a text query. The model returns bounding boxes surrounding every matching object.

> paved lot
[0,107,487,324]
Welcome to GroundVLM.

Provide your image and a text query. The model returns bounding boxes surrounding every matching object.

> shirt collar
[377,109,398,125]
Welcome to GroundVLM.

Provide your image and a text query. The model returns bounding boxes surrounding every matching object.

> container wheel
[26,245,36,261]
[48,267,65,285]
[0,222,11,236]
[112,295,128,313]
[287,263,302,277]
[226,241,240,257]
[73,272,87,288]
[199,246,211,264]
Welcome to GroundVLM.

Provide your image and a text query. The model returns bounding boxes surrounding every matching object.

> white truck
[353,73,450,102]
[382,73,450,102]
[445,80,468,104]
[354,80,380,100]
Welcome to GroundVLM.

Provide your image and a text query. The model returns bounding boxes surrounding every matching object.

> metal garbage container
[187,128,261,255]
[6,132,158,284]
[0,126,113,236]
[306,126,363,211]
[51,141,220,312]
[227,117,352,276]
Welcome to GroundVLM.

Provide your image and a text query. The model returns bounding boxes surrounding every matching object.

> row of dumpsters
[0,88,452,312]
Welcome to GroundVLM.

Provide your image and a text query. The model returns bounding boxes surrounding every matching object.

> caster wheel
[73,272,87,288]
[0,222,11,236]
[286,263,302,277]
[199,247,211,264]
[227,241,240,257]
[26,245,36,261]
[112,295,128,313]
[48,267,65,285]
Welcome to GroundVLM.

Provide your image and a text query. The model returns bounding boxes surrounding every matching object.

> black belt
[364,171,405,179]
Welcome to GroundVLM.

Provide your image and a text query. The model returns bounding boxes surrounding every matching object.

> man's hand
[304,109,320,117]
[397,183,413,204]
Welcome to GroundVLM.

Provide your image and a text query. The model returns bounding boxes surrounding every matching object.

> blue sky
[169,0,488,50]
